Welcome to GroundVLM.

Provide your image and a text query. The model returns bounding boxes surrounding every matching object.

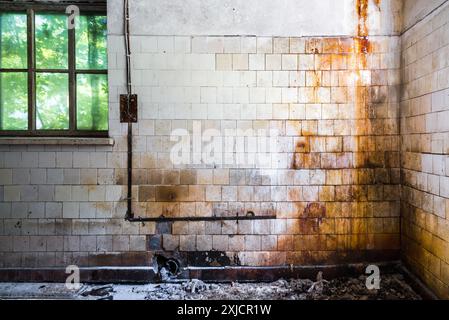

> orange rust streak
[354,0,372,69]
[291,132,310,170]
[356,0,369,37]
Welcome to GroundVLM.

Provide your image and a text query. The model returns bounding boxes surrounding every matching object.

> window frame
[0,1,108,137]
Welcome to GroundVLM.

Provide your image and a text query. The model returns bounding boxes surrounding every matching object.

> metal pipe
[124,215,277,223]
[123,0,134,220]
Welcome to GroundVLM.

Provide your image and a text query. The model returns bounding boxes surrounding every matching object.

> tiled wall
[0,142,151,267]
[122,34,402,266]
[0,32,401,268]
[401,3,449,299]
[0,0,406,272]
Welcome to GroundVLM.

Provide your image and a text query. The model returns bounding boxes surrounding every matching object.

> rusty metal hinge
[120,94,138,123]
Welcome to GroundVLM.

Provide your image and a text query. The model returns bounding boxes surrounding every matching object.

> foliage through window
[0,5,108,136]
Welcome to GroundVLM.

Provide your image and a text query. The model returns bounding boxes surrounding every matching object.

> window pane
[77,73,108,130]
[35,14,68,69]
[36,73,69,130]
[0,72,28,130]
[0,13,27,69]
[76,15,107,70]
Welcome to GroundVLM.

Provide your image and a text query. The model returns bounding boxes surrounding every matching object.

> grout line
[401,0,449,36]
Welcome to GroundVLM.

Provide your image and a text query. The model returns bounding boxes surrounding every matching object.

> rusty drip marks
[356,0,369,38]
[291,141,307,170]
[311,70,322,103]
[355,36,371,55]
[302,203,326,234]
[354,0,376,69]
[354,0,382,63]
[303,203,326,219]
[306,38,322,54]
[291,132,311,170]
[353,0,378,172]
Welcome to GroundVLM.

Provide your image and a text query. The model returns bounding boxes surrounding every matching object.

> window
[0,3,107,137]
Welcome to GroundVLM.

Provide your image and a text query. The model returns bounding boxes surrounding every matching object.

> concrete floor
[0,273,422,300]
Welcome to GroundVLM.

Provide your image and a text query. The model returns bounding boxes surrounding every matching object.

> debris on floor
[0,272,422,300]
[80,285,114,299]
[141,273,421,300]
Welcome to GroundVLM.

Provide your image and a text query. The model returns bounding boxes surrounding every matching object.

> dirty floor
[0,273,422,300]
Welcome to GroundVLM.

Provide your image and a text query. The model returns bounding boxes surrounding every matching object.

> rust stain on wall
[354,0,374,172]
[281,0,399,266]
[291,137,309,170]
[115,169,127,185]
[356,0,369,38]
[301,203,326,234]
[306,38,322,54]
[303,203,326,219]
[130,0,399,267]
[156,186,189,202]
[354,0,374,67]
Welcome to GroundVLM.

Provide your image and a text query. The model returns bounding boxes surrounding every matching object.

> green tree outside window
[0,9,108,135]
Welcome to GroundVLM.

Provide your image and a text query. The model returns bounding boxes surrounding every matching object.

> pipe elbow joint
[125,210,135,221]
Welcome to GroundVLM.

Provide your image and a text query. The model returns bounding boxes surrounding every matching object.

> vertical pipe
[124,0,134,220]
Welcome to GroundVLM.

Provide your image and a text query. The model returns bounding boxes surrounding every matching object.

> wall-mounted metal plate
[120,94,138,123]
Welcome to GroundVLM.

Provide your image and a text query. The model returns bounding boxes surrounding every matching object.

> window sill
[0,137,114,146]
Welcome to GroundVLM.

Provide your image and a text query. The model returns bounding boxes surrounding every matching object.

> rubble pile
[141,273,421,300]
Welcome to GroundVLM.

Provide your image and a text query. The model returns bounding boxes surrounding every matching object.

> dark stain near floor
[184,251,238,267]
[156,251,238,268]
